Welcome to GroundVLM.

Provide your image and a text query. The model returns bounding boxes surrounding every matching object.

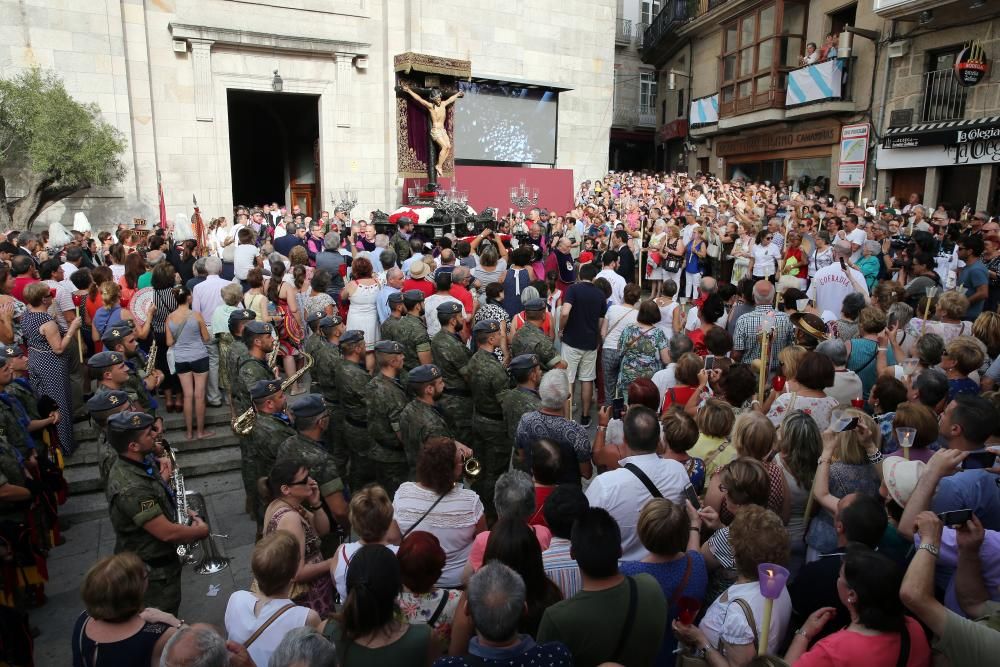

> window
[719,0,808,116]
[662,98,667,124]
[641,0,661,26]
[678,88,686,118]
[921,47,967,122]
[828,3,857,37]
[640,72,657,112]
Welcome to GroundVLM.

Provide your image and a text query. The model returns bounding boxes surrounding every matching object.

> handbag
[165,315,191,375]
[676,597,789,667]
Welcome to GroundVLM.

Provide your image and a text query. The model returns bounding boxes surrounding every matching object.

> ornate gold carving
[394,52,471,79]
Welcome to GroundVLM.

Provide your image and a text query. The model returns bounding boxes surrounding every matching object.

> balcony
[921,68,968,122]
[642,0,730,63]
[784,57,857,120]
[616,18,633,46]
[638,107,657,127]
[613,106,638,127]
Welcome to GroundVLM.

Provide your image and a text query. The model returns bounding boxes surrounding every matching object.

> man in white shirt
[585,407,689,560]
[192,256,229,406]
[233,228,260,283]
[844,215,867,263]
[61,245,83,284]
[692,185,709,214]
[651,335,693,404]
[806,241,869,315]
[684,276,728,332]
[595,251,626,306]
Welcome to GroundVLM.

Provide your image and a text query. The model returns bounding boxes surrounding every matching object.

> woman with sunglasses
[749,228,779,283]
[261,460,336,617]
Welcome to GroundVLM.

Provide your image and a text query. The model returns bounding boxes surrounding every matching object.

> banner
[786,59,843,107]
[689,94,718,126]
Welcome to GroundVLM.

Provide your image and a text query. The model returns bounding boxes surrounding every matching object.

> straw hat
[883,457,926,506]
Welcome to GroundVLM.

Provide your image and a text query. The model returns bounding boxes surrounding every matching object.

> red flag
[157,173,167,230]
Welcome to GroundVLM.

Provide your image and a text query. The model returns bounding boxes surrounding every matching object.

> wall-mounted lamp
[666,69,690,91]
[272,70,283,93]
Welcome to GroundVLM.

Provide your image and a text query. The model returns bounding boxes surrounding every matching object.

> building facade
[610,0,660,170]
[3,0,615,229]
[873,0,1000,212]
[643,0,881,198]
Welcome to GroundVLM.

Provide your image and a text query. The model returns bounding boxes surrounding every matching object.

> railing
[642,0,730,50]
[616,18,633,45]
[634,22,649,48]
[638,107,657,126]
[921,68,968,122]
[613,105,638,127]
[785,58,852,108]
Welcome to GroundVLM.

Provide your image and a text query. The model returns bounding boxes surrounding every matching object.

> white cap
[72,212,91,233]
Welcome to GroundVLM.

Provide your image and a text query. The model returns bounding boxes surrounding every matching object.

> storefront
[715,119,841,192]
[877,116,1000,211]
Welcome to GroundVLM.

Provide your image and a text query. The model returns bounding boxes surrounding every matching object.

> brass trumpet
[463,456,482,479]
[231,351,313,435]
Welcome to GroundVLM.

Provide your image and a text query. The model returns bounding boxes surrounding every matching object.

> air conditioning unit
[173,39,187,53]
[887,40,909,59]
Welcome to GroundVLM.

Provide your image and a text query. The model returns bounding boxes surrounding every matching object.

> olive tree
[0,68,126,231]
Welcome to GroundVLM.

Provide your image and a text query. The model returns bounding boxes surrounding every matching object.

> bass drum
[129,287,155,328]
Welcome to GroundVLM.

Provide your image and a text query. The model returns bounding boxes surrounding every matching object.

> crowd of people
[1,172,999,666]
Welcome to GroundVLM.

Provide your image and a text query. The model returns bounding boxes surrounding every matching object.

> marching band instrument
[145,338,158,377]
[166,447,229,573]
[231,351,314,435]
[463,455,481,479]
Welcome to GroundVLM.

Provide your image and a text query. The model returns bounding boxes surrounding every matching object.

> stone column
[924,167,941,209]
[190,39,215,122]
[977,164,996,211]
[335,52,355,128]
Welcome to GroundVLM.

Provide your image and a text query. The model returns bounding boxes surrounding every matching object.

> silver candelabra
[509,179,539,212]
[332,184,358,216]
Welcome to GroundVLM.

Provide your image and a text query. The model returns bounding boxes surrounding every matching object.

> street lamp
[272,70,283,93]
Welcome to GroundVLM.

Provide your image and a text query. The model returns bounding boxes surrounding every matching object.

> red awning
[659,119,688,141]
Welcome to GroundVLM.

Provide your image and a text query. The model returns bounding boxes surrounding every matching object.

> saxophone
[144,338,158,377]
[231,351,313,435]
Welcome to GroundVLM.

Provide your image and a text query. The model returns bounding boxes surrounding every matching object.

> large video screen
[454,81,558,164]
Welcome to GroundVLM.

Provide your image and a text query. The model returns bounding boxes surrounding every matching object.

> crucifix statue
[399,82,464,180]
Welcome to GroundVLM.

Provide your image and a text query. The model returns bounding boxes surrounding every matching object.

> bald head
[832,241,852,258]
[699,276,718,295]
[161,624,227,667]
[752,280,774,305]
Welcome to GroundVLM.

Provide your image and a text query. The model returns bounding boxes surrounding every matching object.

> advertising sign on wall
[838,123,869,188]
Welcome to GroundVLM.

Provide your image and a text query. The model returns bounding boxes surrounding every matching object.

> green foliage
[0,67,126,190]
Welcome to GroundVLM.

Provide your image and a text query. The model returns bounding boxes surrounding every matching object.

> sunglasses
[288,474,313,486]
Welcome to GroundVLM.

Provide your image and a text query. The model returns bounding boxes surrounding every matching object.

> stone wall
[1,0,615,230]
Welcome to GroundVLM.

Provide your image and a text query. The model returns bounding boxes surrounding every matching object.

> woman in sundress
[617,300,670,393]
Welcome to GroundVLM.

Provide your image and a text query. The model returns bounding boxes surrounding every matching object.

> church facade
[4,0,615,228]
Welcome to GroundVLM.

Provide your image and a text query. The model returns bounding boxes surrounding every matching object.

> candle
[756,563,790,655]
[896,427,916,461]
[851,396,864,409]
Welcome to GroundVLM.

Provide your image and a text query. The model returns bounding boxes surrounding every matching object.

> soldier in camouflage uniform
[105,411,209,615]
[389,217,415,264]
[335,330,376,494]
[0,430,40,608]
[312,315,347,475]
[431,301,474,436]
[510,299,567,371]
[463,320,513,517]
[86,390,133,485]
[275,394,349,532]
[102,323,164,414]
[380,291,405,342]
[222,309,255,410]
[246,379,295,531]
[0,345,58,457]
[398,364,452,477]
[88,351,143,412]
[365,340,409,497]
[235,321,277,517]
[0,353,50,459]
[396,290,433,382]
[501,354,544,459]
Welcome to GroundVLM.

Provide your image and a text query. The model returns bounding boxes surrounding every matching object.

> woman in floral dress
[617,300,670,393]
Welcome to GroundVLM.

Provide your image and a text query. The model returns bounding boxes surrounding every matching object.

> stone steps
[63,405,244,522]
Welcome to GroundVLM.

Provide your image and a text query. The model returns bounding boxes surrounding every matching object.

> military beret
[87,390,130,415]
[88,351,126,369]
[522,298,546,312]
[101,322,134,344]
[107,410,154,433]
[509,354,540,371]
[374,340,404,354]
[249,379,282,401]
[403,289,425,304]
[387,291,404,306]
[319,314,343,330]
[472,320,501,335]
[305,310,326,324]
[229,309,257,324]
[339,329,365,346]
[437,301,462,316]
[0,345,22,359]
[244,321,273,336]
[407,364,442,383]
[289,393,327,419]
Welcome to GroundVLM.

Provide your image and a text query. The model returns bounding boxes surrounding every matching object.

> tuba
[231,351,314,435]
[166,448,230,573]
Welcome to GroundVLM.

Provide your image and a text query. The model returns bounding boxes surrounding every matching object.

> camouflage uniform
[310,337,347,475]
[398,398,452,477]
[390,230,412,264]
[395,314,431,379]
[0,390,35,459]
[217,332,238,394]
[247,412,296,522]
[235,355,273,513]
[380,315,402,343]
[335,358,377,493]
[105,455,183,615]
[430,330,473,435]
[276,433,345,502]
[463,348,512,516]
[365,373,409,497]
[501,386,542,451]
[510,323,564,370]
[0,436,38,608]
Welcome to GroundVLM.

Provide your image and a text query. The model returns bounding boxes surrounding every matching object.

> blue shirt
[685,240,703,273]
[376,285,399,324]
[960,258,988,318]
[933,469,1000,532]
[561,281,608,351]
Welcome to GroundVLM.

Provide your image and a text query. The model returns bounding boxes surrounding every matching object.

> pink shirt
[467,524,552,572]
[794,617,931,667]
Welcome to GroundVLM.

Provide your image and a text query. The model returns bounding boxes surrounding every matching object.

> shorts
[174,357,209,374]
[562,344,598,383]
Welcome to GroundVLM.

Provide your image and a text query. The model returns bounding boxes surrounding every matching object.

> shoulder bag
[243,602,297,649]
[624,462,663,499]
[165,315,191,375]
[401,491,449,539]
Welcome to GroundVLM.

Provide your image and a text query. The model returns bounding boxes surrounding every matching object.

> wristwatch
[917,542,940,557]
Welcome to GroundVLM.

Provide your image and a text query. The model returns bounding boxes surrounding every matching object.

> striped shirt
[542,537,582,599]
[733,305,795,372]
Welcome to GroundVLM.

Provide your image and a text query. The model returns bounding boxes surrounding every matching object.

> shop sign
[715,121,839,157]
[660,119,688,142]
[955,42,989,87]
[838,123,869,188]
[876,137,1000,169]
[881,116,1000,149]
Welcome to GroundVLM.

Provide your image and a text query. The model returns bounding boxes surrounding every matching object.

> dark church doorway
[227,90,320,214]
